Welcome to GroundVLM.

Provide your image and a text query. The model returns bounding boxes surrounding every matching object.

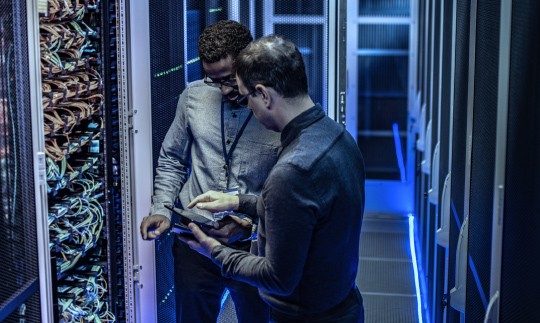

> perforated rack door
[499,1,540,321]
[0,1,42,322]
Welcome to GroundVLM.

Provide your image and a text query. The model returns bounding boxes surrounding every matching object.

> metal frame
[183,0,188,84]
[249,0,256,33]
[27,0,54,320]
[463,0,478,252]
[327,0,337,121]
[117,0,137,321]
[422,0,430,110]
[327,0,346,122]
[450,0,479,315]
[227,1,255,35]
[432,0,447,204]
[347,0,418,215]
[228,0,240,21]
[263,1,329,115]
[409,0,419,125]
[442,0,459,319]
[120,0,157,321]
[345,1,358,138]
[428,0,436,168]
[429,1,447,319]
[485,1,513,321]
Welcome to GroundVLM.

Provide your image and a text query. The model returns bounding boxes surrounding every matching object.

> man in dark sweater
[182,35,366,322]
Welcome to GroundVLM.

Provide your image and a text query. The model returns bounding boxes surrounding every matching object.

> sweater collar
[280,104,325,148]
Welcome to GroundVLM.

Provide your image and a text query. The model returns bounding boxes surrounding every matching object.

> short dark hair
[234,35,309,98]
[198,20,253,63]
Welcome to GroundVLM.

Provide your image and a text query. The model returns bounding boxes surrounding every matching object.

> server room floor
[218,212,419,323]
[357,213,419,322]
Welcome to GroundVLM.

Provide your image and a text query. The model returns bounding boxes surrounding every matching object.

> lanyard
[221,100,253,188]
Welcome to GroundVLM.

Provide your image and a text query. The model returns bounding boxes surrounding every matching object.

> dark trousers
[173,238,269,323]
[269,287,364,323]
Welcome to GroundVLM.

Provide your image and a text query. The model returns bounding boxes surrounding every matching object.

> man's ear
[255,84,272,107]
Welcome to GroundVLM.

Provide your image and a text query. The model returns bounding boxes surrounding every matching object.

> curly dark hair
[198,20,253,63]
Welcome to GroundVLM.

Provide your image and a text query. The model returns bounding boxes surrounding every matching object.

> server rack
[414,1,540,322]
[415,0,474,321]
[416,1,432,315]
[430,1,453,321]
[487,1,540,321]
[445,0,471,321]
[463,1,500,320]
[33,0,128,321]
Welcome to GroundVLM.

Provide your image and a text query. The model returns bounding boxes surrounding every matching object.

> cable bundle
[58,265,115,322]
[39,0,115,321]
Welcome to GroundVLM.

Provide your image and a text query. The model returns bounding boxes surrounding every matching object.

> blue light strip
[450,201,489,309]
[392,123,407,182]
[468,255,489,309]
[414,232,430,321]
[220,289,230,308]
[451,201,462,228]
[408,214,424,323]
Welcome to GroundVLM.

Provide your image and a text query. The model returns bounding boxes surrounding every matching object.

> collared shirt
[151,80,280,220]
[211,104,366,316]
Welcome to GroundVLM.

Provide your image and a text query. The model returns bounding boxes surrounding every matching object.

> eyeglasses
[234,89,258,106]
[204,74,237,88]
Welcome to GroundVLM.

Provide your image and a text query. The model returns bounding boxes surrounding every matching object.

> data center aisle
[357,213,420,322]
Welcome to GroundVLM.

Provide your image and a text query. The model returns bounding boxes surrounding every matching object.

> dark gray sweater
[211,105,365,316]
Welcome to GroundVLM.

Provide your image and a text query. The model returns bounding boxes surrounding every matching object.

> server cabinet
[415,0,432,314]
[461,1,501,321]
[414,0,472,321]
[0,0,130,322]
[413,0,427,284]
[425,0,441,317]
[445,0,472,321]
[430,1,454,321]
[415,1,540,322]
[486,1,540,321]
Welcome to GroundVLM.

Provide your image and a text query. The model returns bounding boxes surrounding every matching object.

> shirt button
[232,112,237,118]
[226,139,232,144]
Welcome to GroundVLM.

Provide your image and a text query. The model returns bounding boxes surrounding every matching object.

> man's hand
[140,214,171,240]
[187,190,239,213]
[178,223,222,258]
[208,215,253,244]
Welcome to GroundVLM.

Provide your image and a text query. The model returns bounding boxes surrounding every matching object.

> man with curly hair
[140,20,279,322]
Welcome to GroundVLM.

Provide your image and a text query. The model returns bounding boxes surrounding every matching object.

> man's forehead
[202,56,233,76]
[203,67,232,78]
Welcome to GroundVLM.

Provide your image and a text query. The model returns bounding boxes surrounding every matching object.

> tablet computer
[164,204,219,229]
[171,222,194,236]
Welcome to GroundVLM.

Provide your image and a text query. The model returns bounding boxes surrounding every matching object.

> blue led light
[451,202,488,309]
[408,214,424,323]
[392,123,407,182]
[220,289,230,308]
